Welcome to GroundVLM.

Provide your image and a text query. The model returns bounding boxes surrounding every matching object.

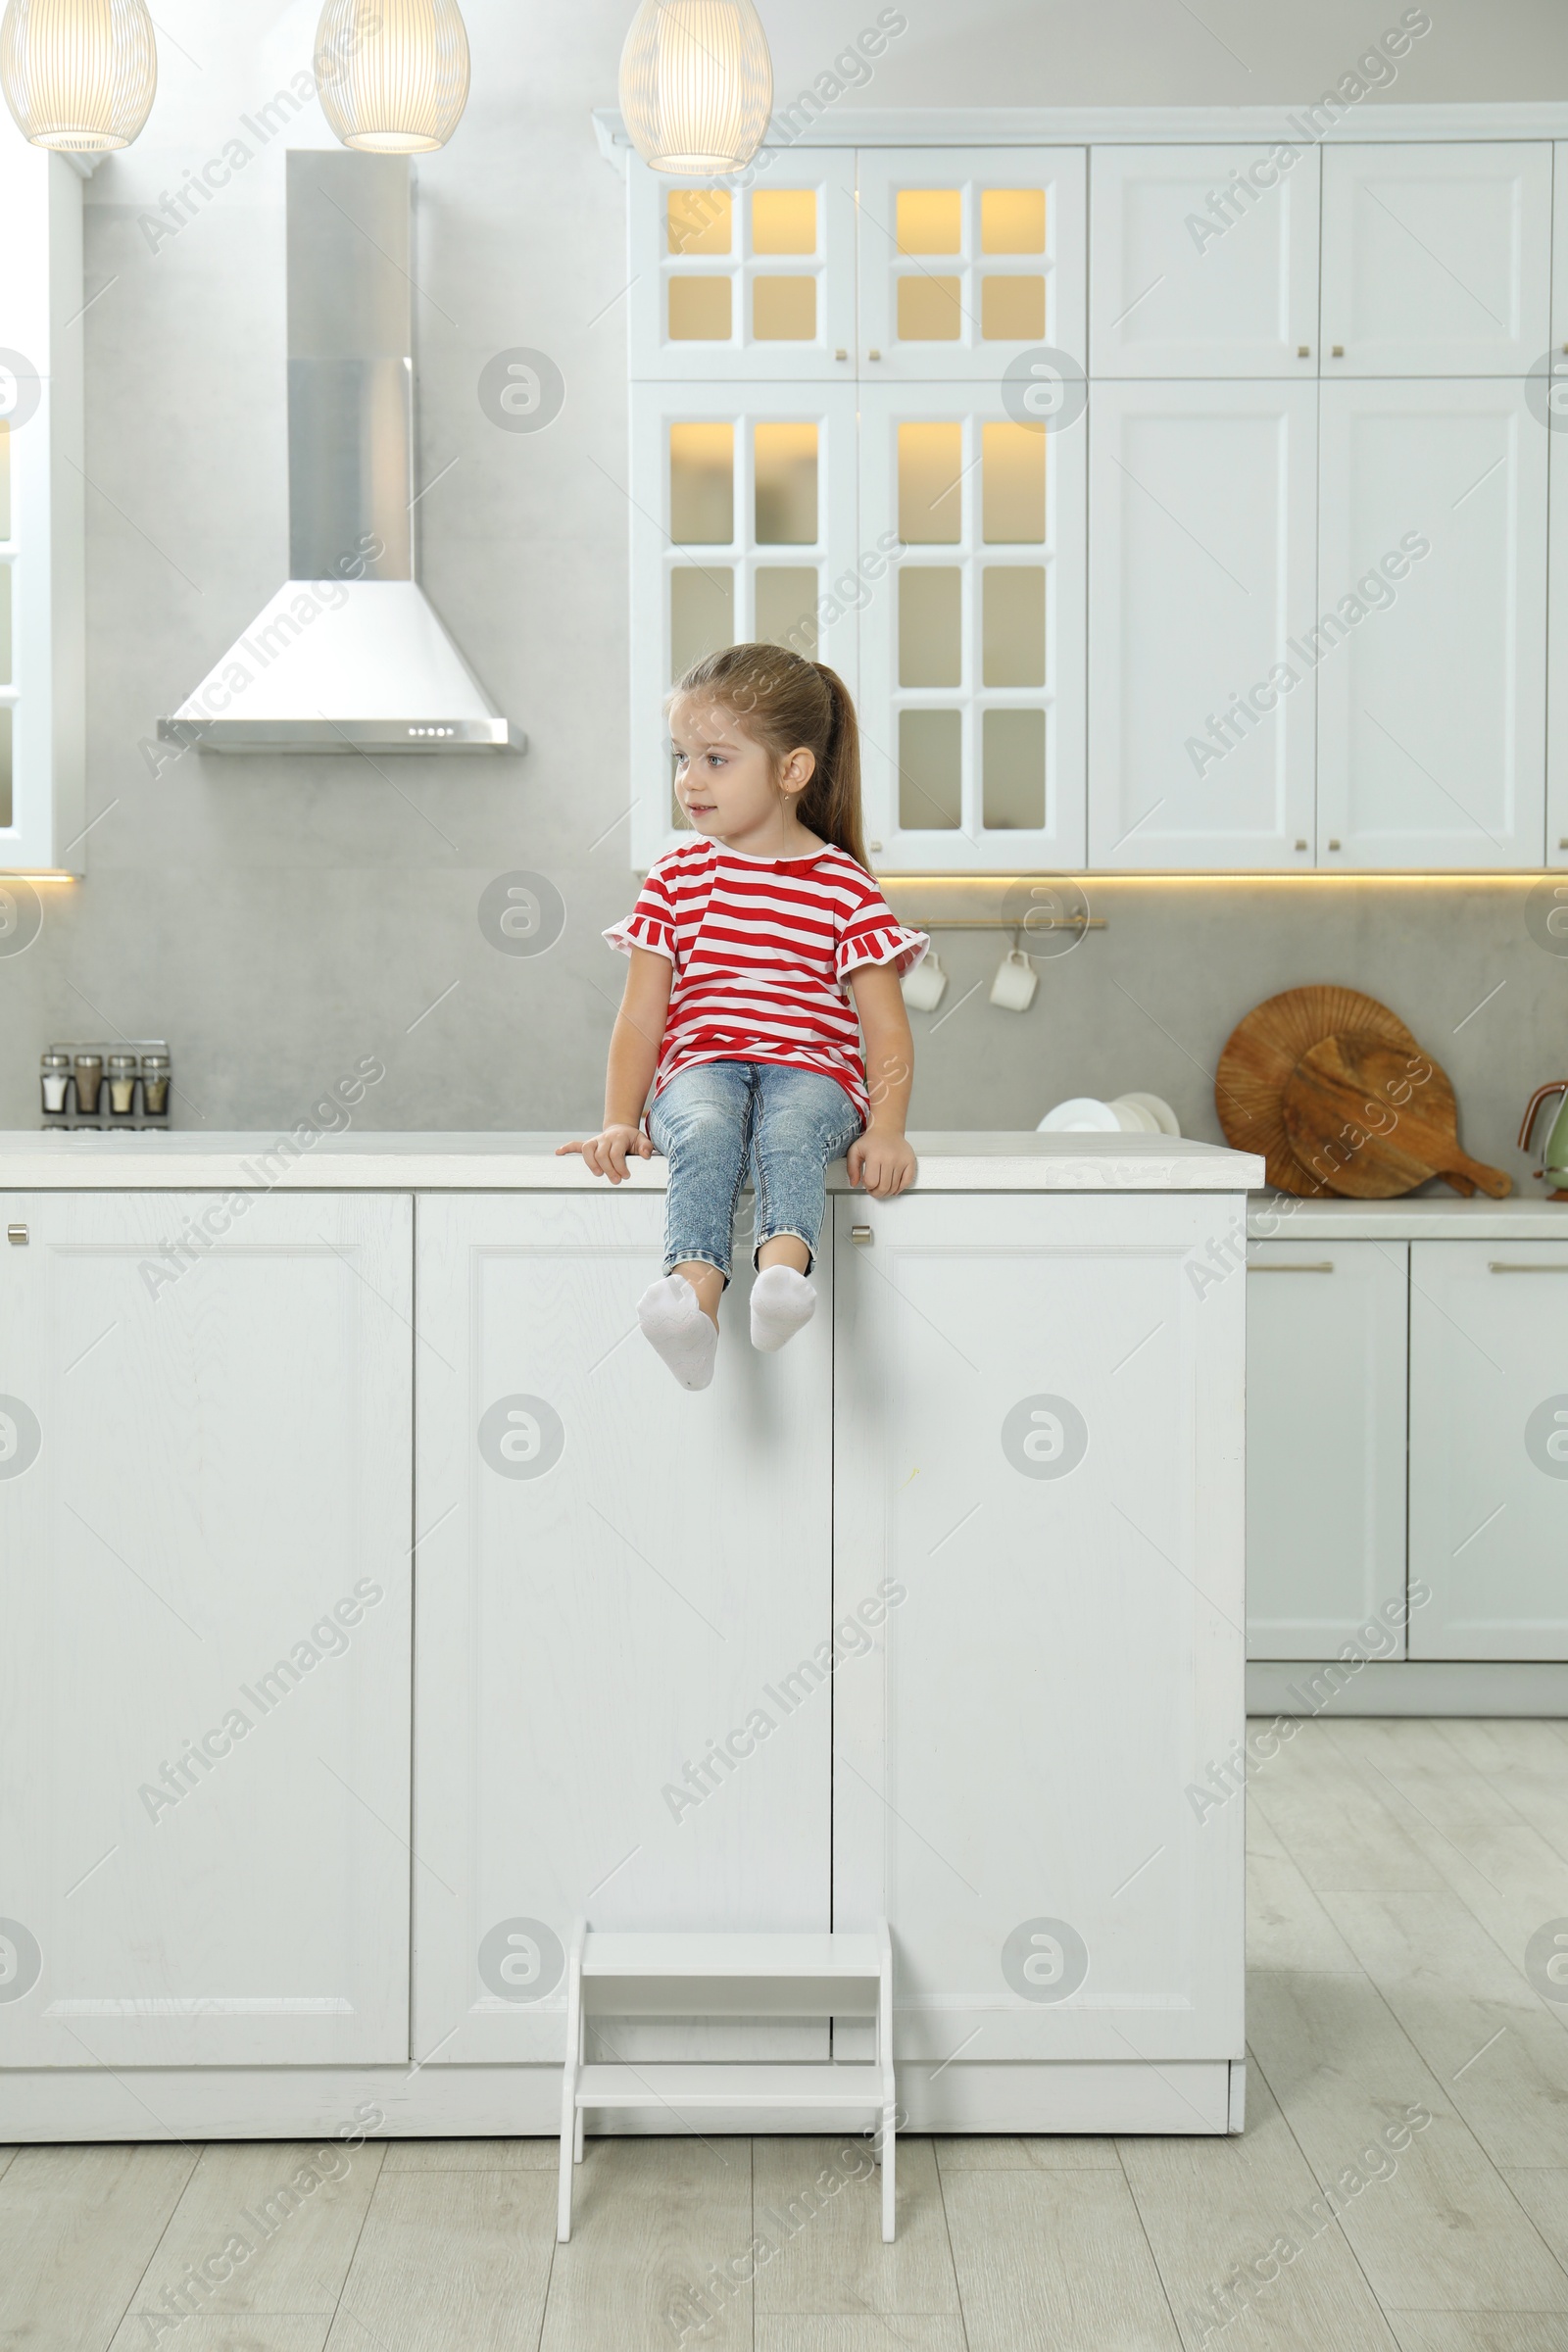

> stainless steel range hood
[159,152,522,756]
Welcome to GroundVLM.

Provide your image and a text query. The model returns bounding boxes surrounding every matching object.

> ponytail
[670,642,870,869]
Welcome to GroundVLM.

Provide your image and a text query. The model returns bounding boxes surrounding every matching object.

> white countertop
[1248,1191,1568,1241]
[0,1129,1263,1193]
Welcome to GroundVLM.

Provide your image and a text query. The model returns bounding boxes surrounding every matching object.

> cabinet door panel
[833,1194,1245,2063]
[1088,380,1316,869]
[629,380,861,870]
[856,146,1086,381]
[1321,143,1551,374]
[1545,161,1568,870]
[1409,1241,1568,1660]
[414,1196,832,2062]
[628,149,858,383]
[1089,143,1320,377]
[1316,380,1545,869]
[858,381,1085,868]
[0,1193,413,2066]
[1246,1243,1408,1658]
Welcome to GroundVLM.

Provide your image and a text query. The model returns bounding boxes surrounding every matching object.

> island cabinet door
[832,1192,1247,2065]
[1408,1241,1568,1660]
[0,1191,413,2068]
[414,1194,834,2063]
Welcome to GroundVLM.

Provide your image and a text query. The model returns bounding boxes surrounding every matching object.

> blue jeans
[648,1060,863,1284]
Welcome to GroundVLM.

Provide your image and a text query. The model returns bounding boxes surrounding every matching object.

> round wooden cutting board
[1214,985,1422,1196]
[1281,1033,1512,1200]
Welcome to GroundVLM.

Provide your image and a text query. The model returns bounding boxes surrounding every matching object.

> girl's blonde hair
[669,642,868,869]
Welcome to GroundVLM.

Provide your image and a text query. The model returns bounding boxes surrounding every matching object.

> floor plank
[1249,1972,1568,2313]
[1118,2054,1401,2351]
[1320,1890,1568,2171]
[117,2138,384,2322]
[0,2143,197,2352]
[1385,2317,1568,2352]
[1249,1847,1365,1974]
[940,2163,1182,2351]
[1250,1727,1446,1894]
[1503,2174,1568,2273]
[757,2324,968,2352]
[112,2323,331,2352]
[933,2134,1120,2169]
[379,2137,557,2173]
[539,2135,754,2352]
[325,2168,555,2352]
[752,2134,959,2316]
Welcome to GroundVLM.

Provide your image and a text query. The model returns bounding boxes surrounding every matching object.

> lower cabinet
[1245,1242,1409,1657]
[0,1192,414,2067]
[1409,1241,1568,1660]
[411,1194,834,2064]
[832,1193,1246,2066]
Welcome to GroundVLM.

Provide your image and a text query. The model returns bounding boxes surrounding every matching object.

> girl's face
[669,694,816,851]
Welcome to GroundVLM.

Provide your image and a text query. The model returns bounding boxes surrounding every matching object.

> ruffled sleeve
[605,864,678,965]
[836,901,930,983]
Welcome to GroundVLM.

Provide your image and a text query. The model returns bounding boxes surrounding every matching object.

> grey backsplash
[2,3,1565,1182]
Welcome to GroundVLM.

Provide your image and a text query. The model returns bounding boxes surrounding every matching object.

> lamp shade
[0,0,156,152]
[618,0,772,176]
[315,0,469,155]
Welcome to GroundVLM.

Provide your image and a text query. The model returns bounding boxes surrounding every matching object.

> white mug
[990,948,1039,1012]
[902,950,949,1012]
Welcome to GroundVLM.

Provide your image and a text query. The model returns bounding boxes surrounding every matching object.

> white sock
[637,1273,718,1391]
[751,1264,816,1353]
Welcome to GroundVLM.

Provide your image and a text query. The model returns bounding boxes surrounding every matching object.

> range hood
[160,152,522,756]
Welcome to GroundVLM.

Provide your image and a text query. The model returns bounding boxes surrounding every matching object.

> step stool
[557,1919,897,2243]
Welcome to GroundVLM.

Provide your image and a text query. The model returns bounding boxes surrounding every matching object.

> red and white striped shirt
[606,838,928,1121]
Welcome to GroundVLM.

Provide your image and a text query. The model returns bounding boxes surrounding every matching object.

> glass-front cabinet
[0,141,85,875]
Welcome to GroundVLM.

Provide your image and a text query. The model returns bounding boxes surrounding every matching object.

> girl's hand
[557,1125,654,1183]
[848,1131,917,1199]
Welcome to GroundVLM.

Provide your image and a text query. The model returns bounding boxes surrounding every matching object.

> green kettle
[1520,1083,1568,1200]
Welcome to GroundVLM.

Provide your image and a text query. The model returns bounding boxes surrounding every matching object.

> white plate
[1118,1091,1182,1138]
[1037,1098,1121,1134]
[1108,1097,1159,1133]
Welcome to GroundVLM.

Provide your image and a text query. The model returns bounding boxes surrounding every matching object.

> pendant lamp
[315,0,470,155]
[0,0,156,152]
[618,0,772,175]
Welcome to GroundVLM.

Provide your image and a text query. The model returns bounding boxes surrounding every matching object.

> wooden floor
[6,1718,1568,2351]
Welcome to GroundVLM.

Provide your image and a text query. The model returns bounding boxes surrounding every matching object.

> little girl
[562,644,927,1390]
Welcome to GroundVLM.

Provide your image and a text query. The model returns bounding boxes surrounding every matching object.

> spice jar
[40,1051,72,1114]
[74,1053,104,1114]
[107,1053,138,1115]
[140,1052,171,1116]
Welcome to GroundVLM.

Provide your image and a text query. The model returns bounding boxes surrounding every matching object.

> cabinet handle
[851,1224,873,1245]
[1297,344,1310,358]
[6,1224,27,1246]
[1488,1261,1568,1273]
[834,347,848,361]
[866,348,881,361]
[1248,1260,1335,1273]
[1331,344,1345,357]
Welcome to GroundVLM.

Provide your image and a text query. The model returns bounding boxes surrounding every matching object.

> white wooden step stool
[558,1920,897,2243]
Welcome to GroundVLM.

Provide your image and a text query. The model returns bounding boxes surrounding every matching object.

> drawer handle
[1488,1261,1568,1273]
[851,1224,873,1246]
[1248,1260,1334,1273]
[6,1224,26,1246]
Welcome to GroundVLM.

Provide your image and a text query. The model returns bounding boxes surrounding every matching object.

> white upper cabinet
[627,150,858,382]
[1089,143,1321,377]
[855,147,1086,381]
[1088,379,1316,869]
[1320,143,1551,375]
[1316,379,1546,869]
[859,380,1085,869]
[0,144,85,875]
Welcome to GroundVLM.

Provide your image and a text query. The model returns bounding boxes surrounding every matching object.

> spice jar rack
[41,1041,173,1129]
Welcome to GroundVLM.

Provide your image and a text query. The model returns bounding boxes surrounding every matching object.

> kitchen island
[0,1132,1260,2141]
